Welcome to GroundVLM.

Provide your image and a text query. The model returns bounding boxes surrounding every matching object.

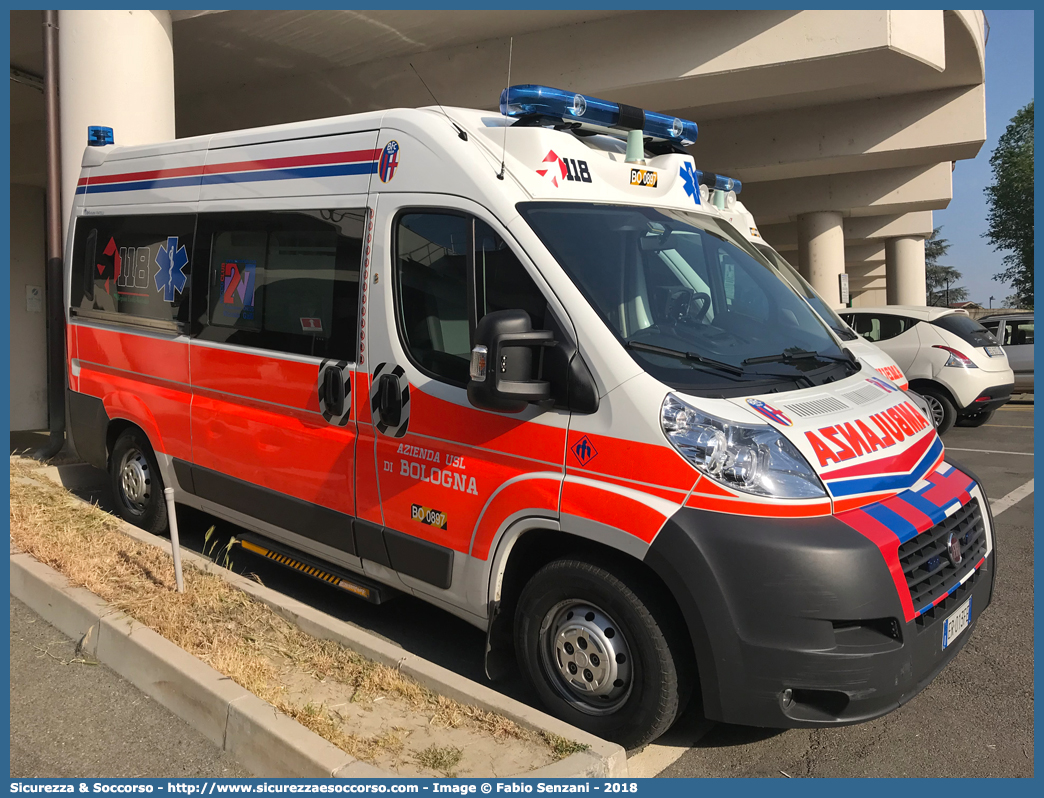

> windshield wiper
[742,349,819,366]
[626,341,746,377]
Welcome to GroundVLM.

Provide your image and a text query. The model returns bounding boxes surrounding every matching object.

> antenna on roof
[498,38,514,180]
[409,63,468,141]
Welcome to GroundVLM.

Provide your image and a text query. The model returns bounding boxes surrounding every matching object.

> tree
[924,227,968,306]
[984,100,1034,308]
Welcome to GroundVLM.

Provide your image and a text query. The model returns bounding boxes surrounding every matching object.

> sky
[932,9,1034,307]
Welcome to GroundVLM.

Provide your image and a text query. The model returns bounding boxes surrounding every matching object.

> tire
[109,428,168,535]
[918,385,958,435]
[514,557,692,749]
[957,408,995,428]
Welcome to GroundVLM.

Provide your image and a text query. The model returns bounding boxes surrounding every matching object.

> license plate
[942,597,972,650]
[985,345,1004,357]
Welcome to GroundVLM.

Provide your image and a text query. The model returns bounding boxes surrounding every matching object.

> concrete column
[797,211,846,308]
[58,10,175,237]
[885,236,927,305]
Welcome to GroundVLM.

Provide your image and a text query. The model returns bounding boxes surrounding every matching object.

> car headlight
[906,391,937,429]
[661,394,826,499]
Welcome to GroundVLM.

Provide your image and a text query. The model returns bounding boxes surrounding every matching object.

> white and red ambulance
[64,85,995,748]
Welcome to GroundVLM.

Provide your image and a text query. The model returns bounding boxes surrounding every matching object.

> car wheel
[957,409,995,428]
[109,428,168,535]
[514,557,692,749]
[917,386,957,435]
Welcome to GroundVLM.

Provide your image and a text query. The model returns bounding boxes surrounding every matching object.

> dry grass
[9,460,584,767]
[415,744,464,776]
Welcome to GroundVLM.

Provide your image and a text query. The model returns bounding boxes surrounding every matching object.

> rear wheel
[514,557,692,749]
[918,386,957,435]
[109,428,168,535]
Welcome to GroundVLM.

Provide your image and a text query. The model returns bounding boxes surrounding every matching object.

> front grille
[897,498,987,612]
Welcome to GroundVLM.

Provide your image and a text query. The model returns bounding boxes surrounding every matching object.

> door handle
[322,366,345,417]
[378,373,402,427]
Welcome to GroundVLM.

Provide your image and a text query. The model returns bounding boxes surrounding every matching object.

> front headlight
[661,394,826,499]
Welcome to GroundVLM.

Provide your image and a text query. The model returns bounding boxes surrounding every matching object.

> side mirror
[467,310,556,413]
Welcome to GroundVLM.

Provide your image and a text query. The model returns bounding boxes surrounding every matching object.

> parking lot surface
[24,401,1034,778]
[10,598,249,778]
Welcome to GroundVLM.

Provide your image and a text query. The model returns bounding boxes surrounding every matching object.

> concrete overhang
[759,211,935,252]
[173,9,985,136]
[690,85,985,183]
[741,163,952,226]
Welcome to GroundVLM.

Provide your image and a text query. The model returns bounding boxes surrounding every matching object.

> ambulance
[64,85,996,748]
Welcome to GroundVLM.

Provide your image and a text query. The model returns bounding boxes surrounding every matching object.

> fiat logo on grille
[946,532,963,566]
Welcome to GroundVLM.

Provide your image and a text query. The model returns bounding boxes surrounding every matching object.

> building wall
[10,184,48,431]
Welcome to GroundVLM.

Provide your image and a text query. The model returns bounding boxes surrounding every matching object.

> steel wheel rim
[923,394,945,427]
[539,600,633,716]
[117,447,151,514]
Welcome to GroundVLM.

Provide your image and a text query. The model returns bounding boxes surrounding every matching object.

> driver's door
[357,194,569,595]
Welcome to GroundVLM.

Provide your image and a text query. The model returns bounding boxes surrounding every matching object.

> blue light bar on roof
[87,126,114,147]
[699,171,743,195]
[499,84,698,146]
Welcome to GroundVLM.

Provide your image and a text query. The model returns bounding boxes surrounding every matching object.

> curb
[14,464,627,777]
[11,551,385,778]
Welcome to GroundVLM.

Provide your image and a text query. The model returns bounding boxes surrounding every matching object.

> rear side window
[70,214,195,328]
[847,314,917,342]
[1002,320,1034,346]
[194,209,364,360]
[932,314,998,348]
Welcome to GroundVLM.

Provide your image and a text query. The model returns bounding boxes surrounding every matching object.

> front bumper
[960,383,1014,414]
[644,465,996,728]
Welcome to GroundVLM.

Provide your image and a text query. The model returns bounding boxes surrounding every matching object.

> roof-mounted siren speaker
[499,85,698,160]
[87,126,114,147]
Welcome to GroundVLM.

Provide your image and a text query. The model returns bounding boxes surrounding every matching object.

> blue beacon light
[87,126,114,147]
[499,84,698,146]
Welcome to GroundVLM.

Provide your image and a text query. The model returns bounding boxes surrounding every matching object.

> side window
[1005,320,1034,346]
[475,219,547,330]
[849,314,881,341]
[394,212,551,387]
[70,214,194,327]
[396,213,472,384]
[195,209,364,359]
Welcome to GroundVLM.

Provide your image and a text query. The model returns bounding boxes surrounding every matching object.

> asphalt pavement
[14,400,1034,778]
[9,597,250,778]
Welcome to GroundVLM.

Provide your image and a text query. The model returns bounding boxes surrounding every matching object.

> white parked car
[840,306,1014,433]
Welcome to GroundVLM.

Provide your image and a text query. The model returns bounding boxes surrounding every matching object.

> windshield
[519,203,853,395]
[756,244,857,341]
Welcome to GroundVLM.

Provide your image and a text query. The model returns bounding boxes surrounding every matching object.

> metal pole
[164,488,185,593]
[35,10,67,460]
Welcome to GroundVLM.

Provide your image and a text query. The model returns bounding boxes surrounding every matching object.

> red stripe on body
[821,430,934,481]
[560,482,667,545]
[881,493,936,536]
[922,467,975,507]
[836,507,915,621]
[686,492,831,518]
[471,477,562,560]
[82,149,381,188]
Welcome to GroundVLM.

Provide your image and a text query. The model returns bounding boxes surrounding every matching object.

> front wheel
[514,557,692,749]
[109,428,168,535]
